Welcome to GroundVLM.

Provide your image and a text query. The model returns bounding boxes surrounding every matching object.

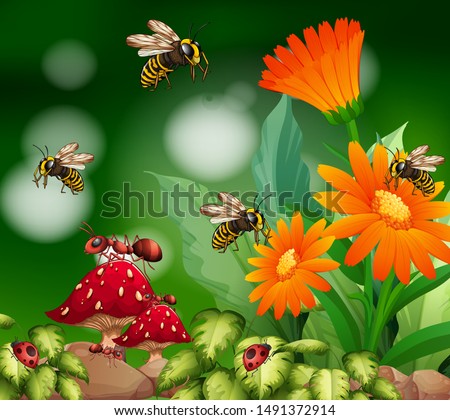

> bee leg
[384,172,392,190]
[200,52,209,80]
[190,64,196,83]
[70,184,78,195]
[43,176,48,189]
[33,168,42,188]
[394,177,399,190]
[220,240,229,253]
[165,72,172,90]
[233,239,240,252]
[60,184,66,194]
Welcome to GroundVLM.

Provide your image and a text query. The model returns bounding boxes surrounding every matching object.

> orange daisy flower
[246,213,339,320]
[315,141,450,284]
[259,18,365,125]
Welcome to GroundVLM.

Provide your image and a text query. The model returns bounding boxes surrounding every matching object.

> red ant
[143,293,177,306]
[89,343,125,367]
[80,222,163,276]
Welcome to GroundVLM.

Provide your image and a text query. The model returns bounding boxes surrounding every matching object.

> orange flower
[246,214,339,320]
[315,142,450,284]
[259,18,364,125]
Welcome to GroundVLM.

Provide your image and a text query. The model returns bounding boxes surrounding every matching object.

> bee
[200,192,271,253]
[126,20,209,90]
[385,145,445,196]
[32,142,94,195]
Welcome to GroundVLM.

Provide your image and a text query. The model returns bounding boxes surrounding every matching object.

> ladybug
[10,341,39,369]
[243,343,272,372]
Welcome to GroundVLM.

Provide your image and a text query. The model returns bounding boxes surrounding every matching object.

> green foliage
[366,377,402,400]
[0,375,21,400]
[234,336,294,400]
[342,351,379,388]
[285,363,318,390]
[309,369,350,400]
[0,314,16,330]
[350,390,370,400]
[56,351,89,383]
[55,372,83,400]
[24,365,57,400]
[157,349,202,395]
[438,355,450,378]
[191,309,245,371]
[171,378,205,400]
[274,386,313,400]
[278,339,329,355]
[0,344,31,390]
[203,368,248,400]
[28,324,65,365]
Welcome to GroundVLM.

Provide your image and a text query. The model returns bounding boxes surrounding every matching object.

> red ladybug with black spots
[243,342,272,372]
[10,341,39,369]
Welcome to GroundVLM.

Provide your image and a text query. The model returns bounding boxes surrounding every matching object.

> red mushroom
[46,260,155,349]
[113,304,191,364]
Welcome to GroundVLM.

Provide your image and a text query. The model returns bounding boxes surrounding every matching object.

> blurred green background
[1,0,449,367]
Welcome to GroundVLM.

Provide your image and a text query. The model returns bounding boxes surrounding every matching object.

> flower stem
[362,255,374,348]
[346,119,360,142]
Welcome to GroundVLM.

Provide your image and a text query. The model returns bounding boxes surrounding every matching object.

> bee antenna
[384,146,395,157]
[33,144,46,158]
[192,22,210,41]
[45,145,49,157]
[253,193,259,209]
[188,22,193,40]
[257,194,272,210]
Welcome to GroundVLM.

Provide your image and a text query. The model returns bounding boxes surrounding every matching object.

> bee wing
[200,204,241,223]
[410,155,445,172]
[126,34,175,57]
[55,142,79,159]
[147,20,180,42]
[218,192,246,212]
[407,145,430,162]
[59,153,94,170]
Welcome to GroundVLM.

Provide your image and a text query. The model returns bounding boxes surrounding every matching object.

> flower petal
[303,25,324,61]
[334,18,349,46]
[273,282,288,320]
[274,45,302,72]
[318,21,338,55]
[320,53,346,106]
[398,230,435,280]
[372,226,395,281]
[372,144,389,190]
[302,66,337,109]
[345,220,385,266]
[322,213,380,239]
[267,229,285,252]
[297,258,340,272]
[411,201,450,220]
[248,278,279,302]
[333,42,353,103]
[408,228,450,265]
[277,218,292,250]
[286,280,301,317]
[287,34,314,67]
[248,257,276,269]
[292,273,316,308]
[393,230,412,284]
[349,141,375,199]
[245,267,276,283]
[301,236,335,261]
[291,213,304,252]
[254,243,280,260]
[412,220,450,242]
[301,218,326,255]
[296,269,331,292]
[348,31,364,99]
[314,191,371,214]
[256,281,283,316]
[262,54,292,78]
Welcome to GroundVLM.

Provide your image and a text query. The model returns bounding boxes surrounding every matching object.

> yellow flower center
[276,248,300,281]
[371,190,412,230]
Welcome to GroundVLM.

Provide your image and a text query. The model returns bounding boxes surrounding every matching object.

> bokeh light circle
[42,39,97,90]
[1,162,94,243]
[360,43,380,99]
[165,95,258,182]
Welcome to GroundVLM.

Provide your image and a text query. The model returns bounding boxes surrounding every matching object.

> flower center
[371,190,412,230]
[276,248,300,281]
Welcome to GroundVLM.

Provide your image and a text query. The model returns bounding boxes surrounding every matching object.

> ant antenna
[192,22,210,41]
[79,221,95,236]
[188,23,193,39]
[256,194,273,210]
[33,144,46,158]
[253,193,259,209]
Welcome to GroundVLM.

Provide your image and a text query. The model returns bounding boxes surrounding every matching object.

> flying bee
[33,142,94,195]
[385,145,445,196]
[200,192,271,253]
[126,19,209,90]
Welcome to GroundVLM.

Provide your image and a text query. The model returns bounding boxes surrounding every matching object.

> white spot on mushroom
[148,318,151,322]
[145,332,149,338]
[109,263,113,268]
[139,323,144,331]
[61,307,69,316]
[182,333,186,339]
[175,321,179,325]
[100,280,104,286]
[160,322,164,330]
[75,283,82,290]
[143,285,146,289]
[95,301,101,310]
[127,268,133,279]
[115,267,118,272]
[85,279,89,284]
[122,335,128,342]
[171,325,176,333]
[132,320,136,325]
[165,310,170,317]
[118,286,124,297]
[123,279,126,283]
[97,267,104,276]
[86,288,93,299]
[135,291,143,301]
[146,309,151,316]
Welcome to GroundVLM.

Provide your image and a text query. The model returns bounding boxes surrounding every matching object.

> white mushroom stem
[135,340,175,364]
[76,313,136,349]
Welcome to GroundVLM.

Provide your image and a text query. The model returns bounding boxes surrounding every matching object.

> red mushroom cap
[113,304,191,348]
[46,261,155,324]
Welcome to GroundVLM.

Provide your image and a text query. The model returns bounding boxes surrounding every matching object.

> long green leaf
[366,122,407,159]
[381,322,450,367]
[0,314,16,330]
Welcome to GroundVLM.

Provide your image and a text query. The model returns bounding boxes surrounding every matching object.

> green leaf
[24,365,57,400]
[0,344,31,390]
[191,309,245,371]
[349,390,370,400]
[234,336,294,400]
[367,122,407,160]
[274,385,313,400]
[171,378,205,400]
[202,367,248,400]
[438,354,450,378]
[0,314,16,330]
[252,94,320,219]
[366,377,401,400]
[55,372,83,400]
[381,322,450,368]
[309,369,350,400]
[28,324,65,365]
[342,351,379,387]
[156,349,202,395]
[323,143,349,166]
[285,363,317,390]
[0,375,22,400]
[56,351,89,383]
[278,339,329,355]
[325,238,364,284]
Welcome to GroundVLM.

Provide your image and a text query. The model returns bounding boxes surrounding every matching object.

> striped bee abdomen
[140,54,174,88]
[212,222,240,250]
[410,170,435,195]
[60,168,84,192]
